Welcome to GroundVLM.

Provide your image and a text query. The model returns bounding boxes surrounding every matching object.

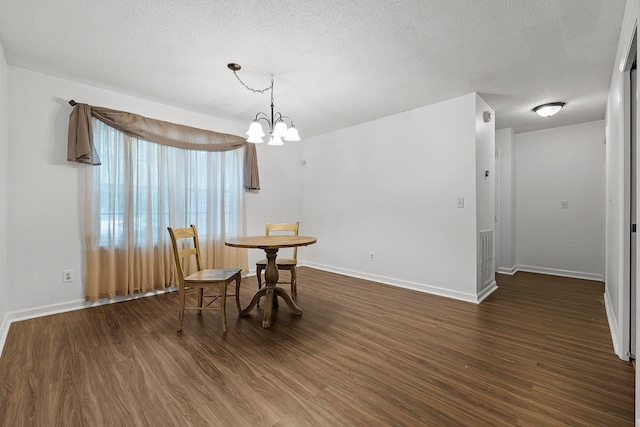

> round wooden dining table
[225,235,317,328]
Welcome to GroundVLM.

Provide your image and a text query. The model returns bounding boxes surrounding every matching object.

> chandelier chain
[231,70,273,96]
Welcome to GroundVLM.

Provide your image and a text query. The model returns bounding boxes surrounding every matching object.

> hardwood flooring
[0,268,635,426]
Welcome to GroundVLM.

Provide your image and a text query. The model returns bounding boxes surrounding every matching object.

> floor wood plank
[0,268,635,426]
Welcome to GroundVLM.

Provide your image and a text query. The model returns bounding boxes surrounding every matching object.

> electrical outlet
[63,270,73,283]
[561,200,569,209]
[457,198,464,208]
[369,251,375,261]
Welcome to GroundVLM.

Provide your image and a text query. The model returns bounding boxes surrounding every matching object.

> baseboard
[477,281,498,303]
[604,290,625,360]
[514,265,604,282]
[498,266,517,275]
[304,261,486,304]
[8,298,88,323]
[0,312,9,359]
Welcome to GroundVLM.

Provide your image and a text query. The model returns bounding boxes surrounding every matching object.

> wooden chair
[167,225,242,333]
[256,221,300,300]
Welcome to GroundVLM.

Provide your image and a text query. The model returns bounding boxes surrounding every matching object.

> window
[92,118,243,246]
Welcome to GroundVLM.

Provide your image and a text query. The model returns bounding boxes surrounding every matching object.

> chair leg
[177,286,186,332]
[257,264,264,290]
[220,282,228,333]
[256,264,264,306]
[234,273,242,313]
[197,288,204,315]
[291,266,297,301]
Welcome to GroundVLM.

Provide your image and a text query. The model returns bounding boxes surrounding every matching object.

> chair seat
[185,268,241,282]
[256,258,297,267]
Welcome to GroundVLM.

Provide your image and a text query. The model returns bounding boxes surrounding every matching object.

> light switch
[561,200,569,209]
[457,198,464,208]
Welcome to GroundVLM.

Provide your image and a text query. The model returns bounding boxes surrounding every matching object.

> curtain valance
[67,102,260,190]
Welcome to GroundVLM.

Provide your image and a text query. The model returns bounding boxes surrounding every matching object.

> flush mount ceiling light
[533,102,565,117]
[227,63,300,145]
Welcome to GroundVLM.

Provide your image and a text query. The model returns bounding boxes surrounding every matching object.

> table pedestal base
[240,286,302,328]
[239,247,302,328]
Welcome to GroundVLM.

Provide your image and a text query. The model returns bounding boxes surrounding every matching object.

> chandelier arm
[278,115,295,126]
[255,115,272,129]
[254,112,270,121]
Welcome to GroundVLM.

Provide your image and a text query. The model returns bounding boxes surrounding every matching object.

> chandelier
[227,63,300,145]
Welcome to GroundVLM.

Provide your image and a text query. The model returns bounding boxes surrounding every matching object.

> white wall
[302,93,490,302]
[0,43,9,345]
[515,121,605,280]
[475,96,495,234]
[496,128,517,273]
[475,95,496,295]
[605,58,627,360]
[4,67,302,317]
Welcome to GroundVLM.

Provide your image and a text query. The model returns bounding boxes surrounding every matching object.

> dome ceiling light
[533,102,565,117]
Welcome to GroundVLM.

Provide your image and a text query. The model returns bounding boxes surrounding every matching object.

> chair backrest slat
[265,221,300,259]
[167,224,204,285]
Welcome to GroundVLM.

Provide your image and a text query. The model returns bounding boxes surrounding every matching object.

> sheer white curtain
[84,118,247,301]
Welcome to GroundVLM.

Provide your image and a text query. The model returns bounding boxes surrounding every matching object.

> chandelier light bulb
[284,126,301,142]
[273,120,288,138]
[268,135,284,146]
[247,121,265,137]
[247,134,264,143]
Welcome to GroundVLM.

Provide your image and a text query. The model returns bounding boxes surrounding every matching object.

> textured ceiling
[0,0,627,137]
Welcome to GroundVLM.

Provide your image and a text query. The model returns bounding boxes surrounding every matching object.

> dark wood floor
[0,268,635,426]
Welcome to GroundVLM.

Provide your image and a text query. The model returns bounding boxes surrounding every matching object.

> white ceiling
[0,0,627,137]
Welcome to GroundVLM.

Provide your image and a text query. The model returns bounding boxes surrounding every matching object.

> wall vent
[478,230,494,291]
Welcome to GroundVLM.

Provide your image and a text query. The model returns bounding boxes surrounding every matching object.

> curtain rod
[69,100,77,106]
